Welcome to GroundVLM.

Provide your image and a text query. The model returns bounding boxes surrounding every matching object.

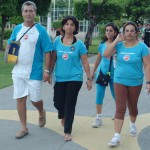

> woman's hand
[43,72,51,84]
[146,84,150,94]
[116,33,125,42]
[86,80,92,90]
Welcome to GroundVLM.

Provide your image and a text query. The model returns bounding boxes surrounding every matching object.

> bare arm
[81,54,92,90]
[143,55,150,93]
[49,51,57,75]
[43,52,51,83]
[104,34,123,57]
[6,44,10,49]
[91,52,101,78]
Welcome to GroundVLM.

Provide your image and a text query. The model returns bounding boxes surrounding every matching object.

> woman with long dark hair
[91,22,119,128]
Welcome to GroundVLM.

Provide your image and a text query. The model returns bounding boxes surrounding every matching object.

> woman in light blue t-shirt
[104,21,150,147]
[91,22,119,128]
[50,16,92,141]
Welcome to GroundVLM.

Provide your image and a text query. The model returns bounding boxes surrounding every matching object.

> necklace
[64,38,73,44]
[67,41,72,44]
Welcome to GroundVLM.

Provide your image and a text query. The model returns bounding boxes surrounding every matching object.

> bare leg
[96,104,102,114]
[17,96,28,131]
[114,119,124,133]
[130,115,136,123]
[31,100,44,117]
[31,100,46,127]
[92,104,102,128]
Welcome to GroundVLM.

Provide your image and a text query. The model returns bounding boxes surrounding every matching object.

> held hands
[146,84,150,94]
[43,72,52,84]
[86,80,92,90]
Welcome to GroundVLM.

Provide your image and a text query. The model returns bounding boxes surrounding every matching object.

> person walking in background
[91,22,119,128]
[50,16,92,141]
[6,1,53,139]
[142,23,150,48]
[104,21,150,147]
[55,28,64,37]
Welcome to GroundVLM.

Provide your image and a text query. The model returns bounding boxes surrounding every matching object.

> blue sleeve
[79,40,88,55]
[40,26,53,53]
[115,42,122,52]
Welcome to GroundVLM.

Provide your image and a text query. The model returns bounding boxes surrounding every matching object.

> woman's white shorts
[12,77,42,102]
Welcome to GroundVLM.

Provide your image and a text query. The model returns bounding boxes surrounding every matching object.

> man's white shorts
[12,77,42,102]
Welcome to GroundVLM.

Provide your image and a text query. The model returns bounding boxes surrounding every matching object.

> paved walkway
[0,55,150,150]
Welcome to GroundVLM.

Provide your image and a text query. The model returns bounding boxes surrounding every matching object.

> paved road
[0,55,150,150]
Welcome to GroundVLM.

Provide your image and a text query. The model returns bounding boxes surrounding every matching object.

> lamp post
[68,0,70,15]
[53,0,56,21]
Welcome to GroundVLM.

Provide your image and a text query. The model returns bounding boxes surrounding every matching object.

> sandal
[39,109,46,127]
[15,129,28,139]
[64,134,72,141]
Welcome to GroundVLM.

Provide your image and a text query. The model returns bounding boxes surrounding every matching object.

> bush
[52,20,62,30]
[99,24,105,40]
[4,29,12,39]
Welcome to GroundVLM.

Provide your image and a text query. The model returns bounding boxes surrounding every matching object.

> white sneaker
[108,136,120,147]
[92,117,102,128]
[130,124,137,136]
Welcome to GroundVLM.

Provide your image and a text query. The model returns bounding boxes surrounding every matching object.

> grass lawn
[89,37,100,54]
[0,51,13,89]
[0,37,99,89]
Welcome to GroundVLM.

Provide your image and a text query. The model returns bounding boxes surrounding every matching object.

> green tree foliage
[74,0,123,50]
[52,20,61,29]
[53,0,74,8]
[0,0,18,50]
[124,0,150,23]
[74,0,123,22]
[0,0,52,50]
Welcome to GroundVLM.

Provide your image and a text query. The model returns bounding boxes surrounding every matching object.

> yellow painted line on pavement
[1,110,149,150]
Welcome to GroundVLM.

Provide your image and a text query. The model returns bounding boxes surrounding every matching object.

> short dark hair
[123,21,138,33]
[21,1,37,12]
[61,16,79,35]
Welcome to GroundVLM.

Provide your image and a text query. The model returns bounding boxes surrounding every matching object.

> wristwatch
[87,77,92,81]
[44,69,50,73]
[146,81,150,84]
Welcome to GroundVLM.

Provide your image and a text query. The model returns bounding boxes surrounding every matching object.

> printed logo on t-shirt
[123,55,130,61]
[70,46,75,51]
[62,53,68,60]
[24,34,28,40]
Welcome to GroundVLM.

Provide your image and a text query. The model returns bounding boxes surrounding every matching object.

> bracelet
[146,81,150,84]
[87,77,92,81]
[44,69,49,73]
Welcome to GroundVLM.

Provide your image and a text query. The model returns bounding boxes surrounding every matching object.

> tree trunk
[84,20,96,50]
[84,0,97,51]
[0,15,7,51]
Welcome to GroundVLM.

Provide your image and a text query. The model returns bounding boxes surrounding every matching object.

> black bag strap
[108,56,113,72]
[99,56,113,76]
[18,23,37,41]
